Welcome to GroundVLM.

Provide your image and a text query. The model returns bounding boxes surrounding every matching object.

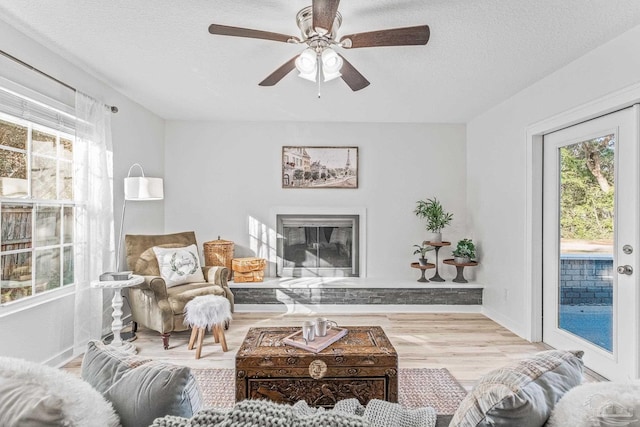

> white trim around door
[525,82,640,356]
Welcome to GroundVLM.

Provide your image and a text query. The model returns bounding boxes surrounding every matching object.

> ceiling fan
[208,0,430,92]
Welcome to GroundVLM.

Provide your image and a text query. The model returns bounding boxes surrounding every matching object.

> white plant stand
[90,275,144,353]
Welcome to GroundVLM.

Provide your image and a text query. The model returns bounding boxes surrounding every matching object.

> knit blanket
[151,398,437,427]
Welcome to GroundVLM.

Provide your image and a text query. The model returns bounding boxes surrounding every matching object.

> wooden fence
[1,206,33,281]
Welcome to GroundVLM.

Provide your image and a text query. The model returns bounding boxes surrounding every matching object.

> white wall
[9,14,635,365]
[467,25,640,338]
[0,19,165,365]
[164,121,467,280]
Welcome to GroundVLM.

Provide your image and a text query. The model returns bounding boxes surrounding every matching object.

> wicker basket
[234,270,264,283]
[203,238,234,273]
[232,257,267,273]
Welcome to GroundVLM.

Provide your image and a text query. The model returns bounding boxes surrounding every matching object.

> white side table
[90,275,144,353]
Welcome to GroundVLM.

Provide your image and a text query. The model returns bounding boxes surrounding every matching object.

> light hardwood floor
[64,312,601,389]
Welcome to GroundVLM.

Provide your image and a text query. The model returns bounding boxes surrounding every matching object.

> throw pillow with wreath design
[153,244,205,287]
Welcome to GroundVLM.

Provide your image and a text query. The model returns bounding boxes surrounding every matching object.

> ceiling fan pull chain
[317,53,322,98]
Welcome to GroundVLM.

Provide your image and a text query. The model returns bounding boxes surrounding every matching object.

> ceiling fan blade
[337,54,370,91]
[258,56,299,86]
[209,24,297,43]
[341,25,430,48]
[312,0,340,35]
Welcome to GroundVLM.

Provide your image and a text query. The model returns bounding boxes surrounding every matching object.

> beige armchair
[124,231,234,349]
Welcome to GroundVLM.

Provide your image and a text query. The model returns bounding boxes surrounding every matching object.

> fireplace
[276,214,359,277]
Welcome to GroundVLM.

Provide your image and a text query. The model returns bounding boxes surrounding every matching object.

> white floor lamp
[115,163,164,272]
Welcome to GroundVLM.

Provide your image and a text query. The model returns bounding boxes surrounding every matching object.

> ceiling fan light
[295,48,317,74]
[323,69,342,82]
[298,69,317,82]
[321,48,343,74]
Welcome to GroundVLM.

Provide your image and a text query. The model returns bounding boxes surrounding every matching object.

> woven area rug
[192,367,467,416]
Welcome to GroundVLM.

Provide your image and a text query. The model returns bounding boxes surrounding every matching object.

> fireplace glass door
[277,215,359,277]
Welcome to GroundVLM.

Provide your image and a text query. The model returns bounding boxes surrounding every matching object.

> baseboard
[46,347,75,368]
[481,306,528,341]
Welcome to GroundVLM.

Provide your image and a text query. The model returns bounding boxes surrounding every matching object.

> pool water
[559,305,612,352]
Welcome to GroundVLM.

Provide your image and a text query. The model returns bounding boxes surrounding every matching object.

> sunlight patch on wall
[248,215,276,275]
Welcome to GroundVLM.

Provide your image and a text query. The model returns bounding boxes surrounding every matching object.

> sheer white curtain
[73,91,115,355]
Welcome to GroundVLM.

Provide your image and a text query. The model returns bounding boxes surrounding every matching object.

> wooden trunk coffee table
[236,326,398,408]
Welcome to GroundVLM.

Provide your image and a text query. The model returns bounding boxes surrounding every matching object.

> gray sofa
[149,349,589,427]
[2,342,637,427]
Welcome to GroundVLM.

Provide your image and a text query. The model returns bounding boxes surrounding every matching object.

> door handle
[617,265,633,275]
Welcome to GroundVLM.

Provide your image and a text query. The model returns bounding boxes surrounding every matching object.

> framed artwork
[282,146,358,189]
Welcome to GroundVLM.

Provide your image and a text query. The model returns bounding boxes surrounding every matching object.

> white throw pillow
[153,244,205,287]
[0,356,120,427]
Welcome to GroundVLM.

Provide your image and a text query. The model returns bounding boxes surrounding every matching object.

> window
[0,113,76,304]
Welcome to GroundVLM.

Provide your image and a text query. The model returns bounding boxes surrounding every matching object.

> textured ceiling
[1,1,640,123]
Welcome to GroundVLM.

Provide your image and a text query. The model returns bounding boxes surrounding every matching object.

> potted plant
[413,242,435,266]
[414,197,453,242]
[452,238,476,264]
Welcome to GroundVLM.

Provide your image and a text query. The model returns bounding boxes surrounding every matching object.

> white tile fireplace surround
[270,207,367,278]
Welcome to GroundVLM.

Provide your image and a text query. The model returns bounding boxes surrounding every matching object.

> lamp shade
[321,48,343,82]
[322,69,342,82]
[124,176,164,200]
[295,48,318,82]
[321,48,342,72]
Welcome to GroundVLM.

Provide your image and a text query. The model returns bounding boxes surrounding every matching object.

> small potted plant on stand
[413,242,435,266]
[414,197,453,242]
[452,238,476,264]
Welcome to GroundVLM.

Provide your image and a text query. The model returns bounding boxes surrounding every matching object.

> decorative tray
[283,327,348,353]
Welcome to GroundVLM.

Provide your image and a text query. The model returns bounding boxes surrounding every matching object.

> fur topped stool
[184,295,232,359]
